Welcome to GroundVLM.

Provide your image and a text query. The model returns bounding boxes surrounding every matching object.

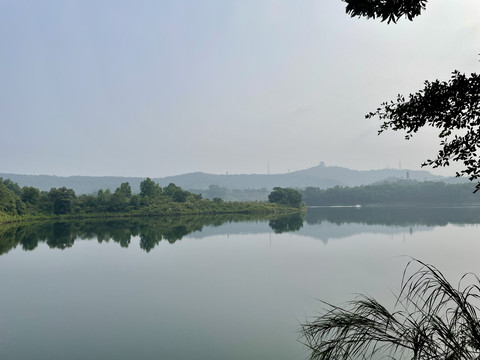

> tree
[21,186,40,206]
[301,259,480,360]
[96,189,112,212]
[268,187,303,208]
[140,178,162,199]
[74,194,97,213]
[48,187,76,215]
[115,182,132,198]
[342,0,428,23]
[370,71,480,191]
[110,182,132,212]
[2,178,22,196]
[163,183,189,203]
[341,0,480,191]
[0,181,19,215]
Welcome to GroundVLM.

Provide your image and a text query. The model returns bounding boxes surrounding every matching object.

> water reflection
[2,207,480,360]
[306,206,480,226]
[269,213,303,233]
[0,213,304,255]
[1,206,480,256]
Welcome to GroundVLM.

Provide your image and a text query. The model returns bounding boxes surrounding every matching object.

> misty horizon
[0,161,456,179]
[1,1,478,179]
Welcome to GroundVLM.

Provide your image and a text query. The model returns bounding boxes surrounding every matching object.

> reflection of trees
[20,232,38,251]
[0,225,19,255]
[306,206,480,227]
[0,213,284,255]
[163,225,189,243]
[139,230,162,252]
[47,222,75,249]
[269,214,304,234]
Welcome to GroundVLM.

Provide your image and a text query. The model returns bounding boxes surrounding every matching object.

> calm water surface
[1,207,480,360]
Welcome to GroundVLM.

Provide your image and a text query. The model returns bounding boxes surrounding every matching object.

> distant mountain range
[0,162,463,195]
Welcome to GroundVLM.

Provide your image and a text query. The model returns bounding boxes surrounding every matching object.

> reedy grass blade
[301,258,480,360]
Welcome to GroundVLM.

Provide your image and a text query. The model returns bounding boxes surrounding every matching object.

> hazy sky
[1,0,479,177]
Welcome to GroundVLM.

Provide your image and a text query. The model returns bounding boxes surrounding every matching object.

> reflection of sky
[187,220,432,245]
[297,222,428,245]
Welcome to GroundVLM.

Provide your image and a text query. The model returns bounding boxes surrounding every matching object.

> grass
[300,259,480,360]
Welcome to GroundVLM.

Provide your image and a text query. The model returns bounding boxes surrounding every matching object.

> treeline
[0,177,300,223]
[303,180,480,206]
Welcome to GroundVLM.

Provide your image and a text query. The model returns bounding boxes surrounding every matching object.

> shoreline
[0,204,305,226]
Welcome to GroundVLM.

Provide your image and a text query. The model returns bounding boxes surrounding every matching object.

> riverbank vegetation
[0,177,303,224]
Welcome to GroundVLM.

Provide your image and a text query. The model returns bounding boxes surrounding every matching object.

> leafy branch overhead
[342,0,428,23]
[340,1,480,191]
[368,71,480,191]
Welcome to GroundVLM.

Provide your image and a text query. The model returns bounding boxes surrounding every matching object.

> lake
[1,207,480,360]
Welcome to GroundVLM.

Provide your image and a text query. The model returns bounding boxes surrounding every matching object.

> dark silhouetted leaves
[368,71,480,191]
[343,0,428,23]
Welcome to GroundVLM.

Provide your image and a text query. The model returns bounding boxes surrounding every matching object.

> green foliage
[0,211,18,225]
[74,194,97,214]
[36,191,52,214]
[2,178,22,196]
[129,194,140,210]
[191,186,269,202]
[137,196,292,217]
[0,177,301,224]
[48,187,76,215]
[110,182,132,212]
[15,198,26,215]
[303,181,480,206]
[96,189,112,212]
[163,183,189,203]
[343,0,428,23]
[301,259,480,359]
[22,186,40,205]
[268,187,303,208]
[0,178,26,215]
[139,178,162,199]
[0,182,19,215]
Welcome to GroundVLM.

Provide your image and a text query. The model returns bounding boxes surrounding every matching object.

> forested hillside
[303,181,480,206]
[0,163,453,195]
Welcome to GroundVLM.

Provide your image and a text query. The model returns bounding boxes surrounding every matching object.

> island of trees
[0,177,304,224]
